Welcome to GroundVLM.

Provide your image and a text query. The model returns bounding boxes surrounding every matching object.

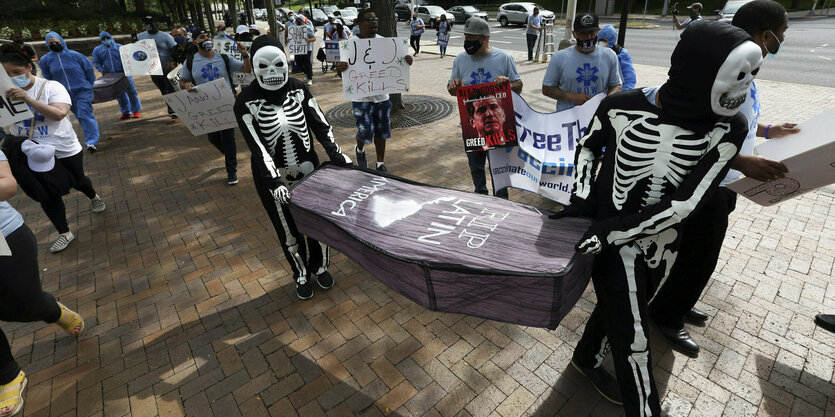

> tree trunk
[195,1,205,29]
[266,0,278,38]
[371,0,404,112]
[791,0,800,9]
[228,0,238,27]
[135,0,146,13]
[204,0,215,32]
[118,0,127,10]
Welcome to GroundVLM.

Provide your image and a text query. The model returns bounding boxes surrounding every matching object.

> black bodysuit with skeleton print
[234,78,347,191]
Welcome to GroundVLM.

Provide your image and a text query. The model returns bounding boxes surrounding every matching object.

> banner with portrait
[456,82,517,152]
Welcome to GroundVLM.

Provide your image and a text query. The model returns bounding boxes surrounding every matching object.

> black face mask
[577,36,597,52]
[146,24,158,33]
[690,11,700,19]
[48,42,63,53]
[464,39,481,55]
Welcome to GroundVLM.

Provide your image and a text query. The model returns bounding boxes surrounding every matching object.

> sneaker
[227,172,238,185]
[355,147,367,168]
[376,164,388,173]
[90,195,106,213]
[0,370,27,417]
[49,232,75,253]
[316,271,334,289]
[86,145,97,153]
[571,359,623,405]
[120,113,131,120]
[55,302,84,335]
[307,78,313,86]
[133,112,141,119]
[296,275,313,300]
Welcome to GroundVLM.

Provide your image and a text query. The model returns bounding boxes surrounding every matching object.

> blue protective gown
[39,32,100,147]
[598,25,636,91]
[92,31,142,115]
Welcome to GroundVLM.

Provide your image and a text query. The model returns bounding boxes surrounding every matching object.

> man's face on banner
[470,97,506,137]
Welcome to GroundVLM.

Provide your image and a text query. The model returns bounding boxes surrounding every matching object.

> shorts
[353,100,392,143]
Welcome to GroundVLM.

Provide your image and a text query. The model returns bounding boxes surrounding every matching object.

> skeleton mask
[253,46,288,91]
[710,40,762,116]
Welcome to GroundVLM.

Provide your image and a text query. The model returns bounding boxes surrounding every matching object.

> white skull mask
[253,46,288,91]
[710,40,762,116]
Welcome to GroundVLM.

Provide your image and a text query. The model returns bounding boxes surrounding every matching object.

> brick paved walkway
[5,40,835,417]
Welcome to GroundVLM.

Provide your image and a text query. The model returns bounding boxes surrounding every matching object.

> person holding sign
[2,45,107,253]
[286,14,317,86]
[92,31,142,121]
[437,15,451,58]
[234,35,352,300]
[138,16,179,118]
[447,17,522,198]
[409,13,425,56]
[38,32,100,153]
[179,29,251,185]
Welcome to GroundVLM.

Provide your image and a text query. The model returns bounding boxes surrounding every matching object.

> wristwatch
[241,54,250,59]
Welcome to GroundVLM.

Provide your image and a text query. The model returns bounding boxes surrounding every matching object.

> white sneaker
[50,232,75,253]
[90,195,106,213]
[307,78,313,86]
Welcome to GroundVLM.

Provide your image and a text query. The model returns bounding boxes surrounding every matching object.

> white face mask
[710,40,762,116]
[253,46,288,91]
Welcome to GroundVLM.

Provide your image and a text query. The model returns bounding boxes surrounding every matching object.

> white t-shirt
[10,77,81,159]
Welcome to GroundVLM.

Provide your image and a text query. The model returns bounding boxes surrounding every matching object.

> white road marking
[491,40,513,44]
[820,55,832,61]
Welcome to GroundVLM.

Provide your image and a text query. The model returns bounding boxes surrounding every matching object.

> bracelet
[764,124,772,139]
[241,54,249,59]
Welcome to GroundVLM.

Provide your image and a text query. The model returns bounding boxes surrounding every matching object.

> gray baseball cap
[464,17,490,35]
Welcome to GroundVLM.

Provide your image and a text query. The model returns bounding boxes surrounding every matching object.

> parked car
[416,5,455,29]
[496,2,554,26]
[277,7,292,23]
[334,9,358,26]
[394,3,414,21]
[714,0,753,23]
[448,5,489,23]
[320,5,338,19]
[299,7,329,25]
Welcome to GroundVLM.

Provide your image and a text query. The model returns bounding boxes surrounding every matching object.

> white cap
[236,25,249,34]
[20,141,55,173]
[250,24,259,30]
[333,19,343,25]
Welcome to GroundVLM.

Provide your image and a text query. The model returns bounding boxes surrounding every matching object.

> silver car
[715,0,753,23]
[496,2,555,26]
[416,5,456,29]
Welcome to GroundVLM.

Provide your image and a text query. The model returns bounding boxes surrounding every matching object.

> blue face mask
[11,74,31,88]
[101,38,112,46]
[174,36,186,44]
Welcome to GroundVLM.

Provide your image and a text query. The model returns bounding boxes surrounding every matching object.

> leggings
[410,34,421,53]
[40,151,97,234]
[0,225,62,384]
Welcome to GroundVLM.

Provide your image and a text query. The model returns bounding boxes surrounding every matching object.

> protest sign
[167,64,182,91]
[120,40,163,76]
[339,37,410,100]
[324,40,341,63]
[162,78,237,136]
[456,82,516,152]
[727,106,835,206]
[212,40,255,86]
[288,26,308,56]
[0,70,34,126]
[438,33,450,47]
[489,92,604,204]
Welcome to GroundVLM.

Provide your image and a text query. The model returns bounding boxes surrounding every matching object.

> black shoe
[169,113,178,119]
[296,276,313,300]
[86,145,97,153]
[683,307,709,325]
[654,322,699,357]
[570,359,623,405]
[316,271,334,289]
[376,164,388,173]
[227,172,238,185]
[814,314,835,333]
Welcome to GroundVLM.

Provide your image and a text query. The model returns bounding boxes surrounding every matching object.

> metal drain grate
[326,94,457,129]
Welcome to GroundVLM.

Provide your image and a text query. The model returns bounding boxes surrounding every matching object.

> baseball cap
[463,16,490,35]
[250,24,259,30]
[236,25,249,34]
[688,2,703,9]
[573,13,600,33]
[20,141,55,173]
[193,28,210,38]
[333,19,344,25]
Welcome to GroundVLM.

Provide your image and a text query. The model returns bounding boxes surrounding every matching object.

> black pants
[40,151,97,234]
[207,128,238,175]
[252,167,328,281]
[650,187,737,328]
[0,225,62,384]
[410,35,421,54]
[150,73,176,115]
[294,52,313,80]
[527,33,538,60]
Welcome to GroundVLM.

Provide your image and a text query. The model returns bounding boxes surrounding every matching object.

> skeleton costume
[234,36,351,298]
[560,21,760,416]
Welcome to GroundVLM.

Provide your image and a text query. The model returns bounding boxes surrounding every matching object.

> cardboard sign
[325,40,341,63]
[288,26,308,56]
[457,82,516,152]
[727,107,835,206]
[0,70,34,126]
[489,92,604,204]
[120,40,163,76]
[339,37,410,100]
[212,40,255,86]
[167,64,182,91]
[438,33,450,47]
[162,78,237,136]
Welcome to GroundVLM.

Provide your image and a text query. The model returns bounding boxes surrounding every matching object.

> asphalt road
[396,17,835,88]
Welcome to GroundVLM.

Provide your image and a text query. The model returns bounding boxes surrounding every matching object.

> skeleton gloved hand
[271,185,291,205]
[549,204,584,220]
[330,153,353,167]
[576,224,607,255]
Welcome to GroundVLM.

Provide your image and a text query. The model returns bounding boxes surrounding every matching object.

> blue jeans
[466,151,508,198]
[116,76,142,115]
[70,89,100,147]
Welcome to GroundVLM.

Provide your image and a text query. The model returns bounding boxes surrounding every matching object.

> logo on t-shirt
[575,63,599,86]
[469,68,493,85]
[201,64,220,82]
[133,51,148,61]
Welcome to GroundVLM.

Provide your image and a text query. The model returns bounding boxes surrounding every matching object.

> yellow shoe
[55,302,84,335]
[0,371,27,417]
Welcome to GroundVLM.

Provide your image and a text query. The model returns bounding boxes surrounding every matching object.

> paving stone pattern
[5,44,835,417]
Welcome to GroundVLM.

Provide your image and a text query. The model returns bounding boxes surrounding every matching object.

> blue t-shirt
[542,46,622,112]
[180,53,244,86]
[137,31,177,66]
[449,48,521,87]
[0,151,24,238]
[410,18,425,36]
[526,14,542,35]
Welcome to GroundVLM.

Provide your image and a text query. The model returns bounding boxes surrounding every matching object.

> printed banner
[339,37,410,100]
[456,82,517,152]
[437,33,450,47]
[0,70,34,126]
[120,40,163,76]
[288,26,308,55]
[324,40,341,63]
[162,78,237,136]
[167,64,182,91]
[489,92,604,204]
[212,40,255,86]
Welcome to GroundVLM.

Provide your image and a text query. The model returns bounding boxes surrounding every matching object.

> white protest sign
[489,92,604,204]
[0,70,33,126]
[120,40,163,76]
[727,106,835,206]
[167,64,182,91]
[162,78,237,136]
[339,37,410,100]
[324,40,341,63]
[212,40,255,86]
[288,26,308,55]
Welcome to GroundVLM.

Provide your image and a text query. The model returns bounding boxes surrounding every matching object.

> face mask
[11,74,30,88]
[690,12,699,19]
[577,36,597,52]
[146,24,157,33]
[174,36,186,44]
[764,30,782,59]
[464,39,481,55]
[48,42,63,53]
[101,38,112,46]
[200,40,214,51]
